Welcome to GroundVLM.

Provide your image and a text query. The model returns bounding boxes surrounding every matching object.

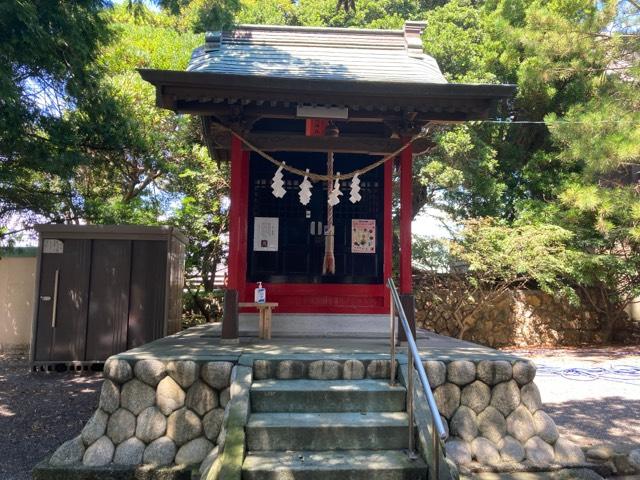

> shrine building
[140,22,515,340]
[37,23,588,480]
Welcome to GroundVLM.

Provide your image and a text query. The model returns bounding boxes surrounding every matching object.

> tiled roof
[187,22,448,85]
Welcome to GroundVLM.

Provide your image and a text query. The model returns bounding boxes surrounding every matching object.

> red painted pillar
[399,143,416,340]
[223,135,248,341]
[227,135,244,291]
[383,159,393,310]
[399,144,413,294]
[238,149,250,297]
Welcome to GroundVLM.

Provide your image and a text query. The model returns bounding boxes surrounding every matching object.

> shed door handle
[51,269,59,328]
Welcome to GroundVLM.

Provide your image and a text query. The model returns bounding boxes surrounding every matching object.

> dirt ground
[0,351,102,480]
[505,346,640,448]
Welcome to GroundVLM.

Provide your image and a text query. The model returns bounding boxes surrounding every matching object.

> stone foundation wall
[43,355,589,476]
[416,288,637,347]
[430,358,585,472]
[48,358,234,472]
[253,358,392,380]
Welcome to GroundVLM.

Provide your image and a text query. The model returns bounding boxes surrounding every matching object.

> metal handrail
[387,278,448,476]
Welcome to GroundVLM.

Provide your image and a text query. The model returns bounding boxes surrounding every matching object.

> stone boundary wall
[429,359,586,473]
[47,358,234,472]
[415,288,633,347]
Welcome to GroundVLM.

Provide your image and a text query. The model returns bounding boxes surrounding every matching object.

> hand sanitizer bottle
[255,282,266,303]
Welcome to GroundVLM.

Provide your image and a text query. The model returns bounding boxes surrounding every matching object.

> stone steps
[246,412,410,451]
[250,379,406,413]
[243,374,428,480]
[242,450,428,480]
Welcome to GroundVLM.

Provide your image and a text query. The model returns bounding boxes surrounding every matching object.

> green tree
[98,6,232,321]
[415,218,579,339]
[0,0,112,233]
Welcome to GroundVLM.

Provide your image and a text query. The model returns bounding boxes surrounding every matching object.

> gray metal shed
[30,225,187,370]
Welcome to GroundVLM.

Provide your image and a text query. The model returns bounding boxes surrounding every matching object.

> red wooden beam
[240,283,387,314]
[399,144,413,294]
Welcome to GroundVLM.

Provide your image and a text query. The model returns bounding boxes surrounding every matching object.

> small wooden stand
[238,302,278,339]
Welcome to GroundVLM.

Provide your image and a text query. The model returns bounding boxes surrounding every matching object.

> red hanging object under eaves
[305,119,328,136]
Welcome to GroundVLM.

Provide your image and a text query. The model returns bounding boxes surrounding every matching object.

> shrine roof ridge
[187,21,448,85]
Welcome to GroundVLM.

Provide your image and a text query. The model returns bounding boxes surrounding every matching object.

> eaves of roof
[139,68,516,116]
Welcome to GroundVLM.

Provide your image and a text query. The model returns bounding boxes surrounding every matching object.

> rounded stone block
[450,405,478,442]
[81,409,108,446]
[167,407,202,446]
[83,436,114,467]
[203,408,224,441]
[121,379,155,415]
[445,438,472,466]
[136,406,167,443]
[614,452,638,475]
[308,360,341,380]
[477,406,507,444]
[525,436,555,467]
[113,437,145,465]
[499,435,525,463]
[50,435,85,466]
[477,360,512,386]
[107,408,136,445]
[423,361,446,389]
[167,360,198,389]
[554,437,586,465]
[104,359,133,384]
[343,359,365,380]
[186,380,218,416]
[99,379,120,414]
[471,437,501,465]
[134,359,166,386]
[366,360,391,379]
[490,380,521,416]
[533,410,559,444]
[461,381,491,414]
[513,360,537,385]
[629,449,640,470]
[521,382,542,413]
[433,383,460,419]
[447,360,476,386]
[586,445,614,461]
[175,437,214,465]
[507,405,536,443]
[143,436,176,466]
[434,383,461,419]
[253,360,274,380]
[219,387,231,408]
[440,415,450,439]
[201,361,234,390]
[276,360,306,379]
[156,376,186,416]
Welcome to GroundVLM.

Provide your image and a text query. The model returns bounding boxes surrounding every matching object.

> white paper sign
[253,217,279,252]
[351,219,376,253]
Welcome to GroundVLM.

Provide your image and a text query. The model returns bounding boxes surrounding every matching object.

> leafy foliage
[416,218,580,338]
